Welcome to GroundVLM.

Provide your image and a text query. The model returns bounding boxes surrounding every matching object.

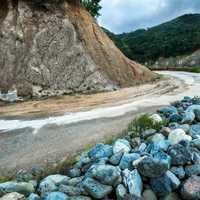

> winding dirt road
[0,71,200,173]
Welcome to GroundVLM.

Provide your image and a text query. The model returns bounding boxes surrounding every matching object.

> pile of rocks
[1,96,200,200]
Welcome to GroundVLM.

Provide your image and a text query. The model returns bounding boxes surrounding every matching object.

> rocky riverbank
[1,96,200,199]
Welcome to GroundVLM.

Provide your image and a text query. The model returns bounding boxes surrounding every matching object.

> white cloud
[98,0,200,33]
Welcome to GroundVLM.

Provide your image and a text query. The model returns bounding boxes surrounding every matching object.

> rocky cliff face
[0,0,155,98]
[151,50,200,69]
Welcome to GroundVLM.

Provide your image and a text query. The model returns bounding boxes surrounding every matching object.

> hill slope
[0,0,155,99]
[106,14,200,64]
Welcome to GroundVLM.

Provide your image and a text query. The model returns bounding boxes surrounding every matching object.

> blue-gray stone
[150,171,180,197]
[153,152,171,169]
[127,169,143,198]
[109,152,123,166]
[68,196,91,200]
[113,139,131,154]
[189,124,200,138]
[119,153,140,170]
[182,111,195,124]
[137,156,169,178]
[185,164,200,177]
[116,184,127,200]
[82,177,112,199]
[167,144,192,165]
[0,182,34,197]
[170,166,185,179]
[68,168,81,178]
[159,106,177,117]
[91,164,121,186]
[45,192,68,200]
[88,144,113,159]
[59,185,81,196]
[27,193,40,200]
[169,114,182,123]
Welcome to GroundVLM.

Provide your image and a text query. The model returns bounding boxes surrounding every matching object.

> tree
[81,0,102,18]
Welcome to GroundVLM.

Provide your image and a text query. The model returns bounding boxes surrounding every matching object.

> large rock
[137,156,169,178]
[150,171,180,197]
[116,184,127,200]
[119,153,140,170]
[168,129,192,145]
[126,169,143,198]
[82,177,112,199]
[0,192,25,200]
[88,144,113,160]
[185,164,200,177]
[0,0,155,98]
[91,164,121,186]
[168,144,192,165]
[0,182,34,197]
[38,175,69,197]
[44,192,68,200]
[181,176,200,199]
[113,139,131,154]
[189,124,200,138]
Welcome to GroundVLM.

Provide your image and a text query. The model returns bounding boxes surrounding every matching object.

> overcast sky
[98,0,200,33]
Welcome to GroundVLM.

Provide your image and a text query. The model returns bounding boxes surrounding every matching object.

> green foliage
[128,114,164,137]
[105,14,200,64]
[175,67,200,73]
[0,176,11,183]
[82,0,102,18]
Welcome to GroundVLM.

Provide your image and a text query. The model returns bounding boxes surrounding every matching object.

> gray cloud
[98,0,200,33]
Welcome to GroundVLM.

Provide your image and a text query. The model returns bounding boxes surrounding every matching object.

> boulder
[113,139,131,154]
[182,111,195,124]
[0,192,25,200]
[150,171,180,197]
[181,176,200,199]
[39,175,68,197]
[194,109,200,121]
[27,193,40,200]
[137,156,169,178]
[158,106,177,117]
[189,124,200,138]
[44,192,68,200]
[116,184,127,200]
[68,168,81,178]
[126,169,143,198]
[143,189,157,200]
[170,166,185,179]
[109,152,123,166]
[119,153,140,170]
[169,114,182,123]
[91,164,121,186]
[168,129,192,145]
[82,178,112,199]
[168,144,192,165]
[0,182,34,197]
[185,164,200,177]
[141,129,157,139]
[59,185,81,196]
[151,134,165,143]
[88,144,113,160]
[191,138,200,150]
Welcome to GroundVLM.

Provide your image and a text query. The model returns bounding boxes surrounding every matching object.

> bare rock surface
[0,0,155,98]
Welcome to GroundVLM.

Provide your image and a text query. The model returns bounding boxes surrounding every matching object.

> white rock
[151,114,163,124]
[151,134,165,143]
[113,139,131,154]
[168,129,192,145]
[1,192,25,200]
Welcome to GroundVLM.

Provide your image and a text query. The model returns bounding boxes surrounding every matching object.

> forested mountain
[105,14,200,64]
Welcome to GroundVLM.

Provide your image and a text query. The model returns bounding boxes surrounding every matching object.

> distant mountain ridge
[105,14,200,64]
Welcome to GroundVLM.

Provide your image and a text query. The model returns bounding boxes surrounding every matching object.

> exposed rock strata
[0,0,155,98]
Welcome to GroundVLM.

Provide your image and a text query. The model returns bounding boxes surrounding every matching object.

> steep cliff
[0,0,155,98]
